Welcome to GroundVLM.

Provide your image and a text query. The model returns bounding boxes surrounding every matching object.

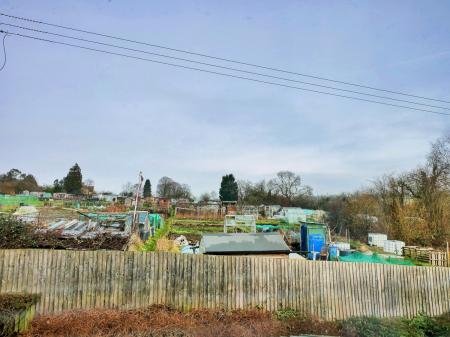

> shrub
[0,293,40,337]
[0,215,37,249]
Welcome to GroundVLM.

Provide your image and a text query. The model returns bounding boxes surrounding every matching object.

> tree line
[207,135,449,248]
[3,135,448,247]
[0,163,87,195]
[321,135,449,247]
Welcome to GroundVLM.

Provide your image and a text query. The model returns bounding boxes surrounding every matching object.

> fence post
[447,242,449,267]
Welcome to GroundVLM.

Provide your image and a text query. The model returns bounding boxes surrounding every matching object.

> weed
[275,308,299,320]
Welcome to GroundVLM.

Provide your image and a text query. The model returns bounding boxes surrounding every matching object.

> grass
[256,218,282,225]
[142,218,174,252]
[168,219,224,242]
[169,217,284,242]
[126,215,281,252]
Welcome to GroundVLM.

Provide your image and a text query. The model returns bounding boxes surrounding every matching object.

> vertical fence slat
[1,249,449,319]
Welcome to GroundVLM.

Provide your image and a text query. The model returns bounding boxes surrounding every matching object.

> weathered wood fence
[0,249,449,319]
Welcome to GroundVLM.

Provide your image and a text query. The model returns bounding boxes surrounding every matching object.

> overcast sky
[1,0,449,196]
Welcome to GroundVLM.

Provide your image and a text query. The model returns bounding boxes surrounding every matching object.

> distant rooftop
[199,232,290,255]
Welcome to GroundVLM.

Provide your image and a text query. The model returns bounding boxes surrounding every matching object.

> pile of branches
[0,215,128,250]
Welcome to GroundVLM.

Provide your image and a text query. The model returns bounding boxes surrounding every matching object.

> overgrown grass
[141,218,174,252]
[256,218,282,225]
[170,224,223,236]
[173,218,223,224]
[169,218,284,241]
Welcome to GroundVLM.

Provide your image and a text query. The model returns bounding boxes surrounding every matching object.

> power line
[2,29,449,117]
[3,22,450,112]
[1,11,449,105]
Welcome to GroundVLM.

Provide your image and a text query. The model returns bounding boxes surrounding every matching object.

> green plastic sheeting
[0,194,43,206]
[340,252,414,266]
[149,214,163,230]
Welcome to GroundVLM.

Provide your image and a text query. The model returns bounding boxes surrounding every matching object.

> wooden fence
[0,249,449,319]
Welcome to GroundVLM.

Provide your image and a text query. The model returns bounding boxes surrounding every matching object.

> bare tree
[157,177,192,199]
[198,193,211,203]
[209,191,218,201]
[157,176,175,198]
[269,171,302,205]
[369,134,450,246]
[427,134,450,189]
[121,182,134,197]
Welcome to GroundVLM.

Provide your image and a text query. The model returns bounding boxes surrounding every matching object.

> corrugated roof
[199,232,290,254]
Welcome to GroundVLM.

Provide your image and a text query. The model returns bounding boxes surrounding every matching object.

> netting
[340,252,414,266]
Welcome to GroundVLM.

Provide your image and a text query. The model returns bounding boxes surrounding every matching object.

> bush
[275,308,299,321]
[407,313,450,337]
[341,317,405,337]
[0,215,37,249]
[0,293,40,337]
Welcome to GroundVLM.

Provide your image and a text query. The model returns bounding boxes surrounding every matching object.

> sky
[1,0,449,197]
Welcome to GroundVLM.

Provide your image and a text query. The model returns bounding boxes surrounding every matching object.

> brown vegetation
[329,135,450,248]
[22,306,340,337]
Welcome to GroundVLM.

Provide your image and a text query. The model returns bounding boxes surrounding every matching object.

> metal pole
[132,172,143,232]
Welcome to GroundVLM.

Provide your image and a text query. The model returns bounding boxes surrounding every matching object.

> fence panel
[0,249,449,319]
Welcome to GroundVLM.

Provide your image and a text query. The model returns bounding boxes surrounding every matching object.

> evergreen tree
[219,174,238,202]
[63,163,83,194]
[143,179,152,198]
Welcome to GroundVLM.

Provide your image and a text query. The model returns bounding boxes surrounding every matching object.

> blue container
[329,244,339,261]
[301,223,327,253]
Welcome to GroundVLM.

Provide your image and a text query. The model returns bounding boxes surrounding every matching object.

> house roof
[199,232,290,254]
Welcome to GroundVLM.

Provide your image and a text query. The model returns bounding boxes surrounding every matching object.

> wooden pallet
[403,246,449,267]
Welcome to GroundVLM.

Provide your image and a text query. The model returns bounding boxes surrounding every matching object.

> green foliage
[406,313,450,337]
[275,309,300,321]
[219,174,238,202]
[170,222,223,240]
[142,218,173,252]
[0,215,36,248]
[0,293,40,312]
[0,293,40,337]
[342,317,408,337]
[63,163,83,194]
[52,179,65,193]
[0,168,41,194]
[341,314,450,337]
[143,179,152,198]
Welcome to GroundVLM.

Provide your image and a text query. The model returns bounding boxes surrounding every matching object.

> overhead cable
[3,22,450,111]
[2,29,449,117]
[1,11,449,104]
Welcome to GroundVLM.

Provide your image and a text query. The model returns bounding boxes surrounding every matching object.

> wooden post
[447,241,450,267]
